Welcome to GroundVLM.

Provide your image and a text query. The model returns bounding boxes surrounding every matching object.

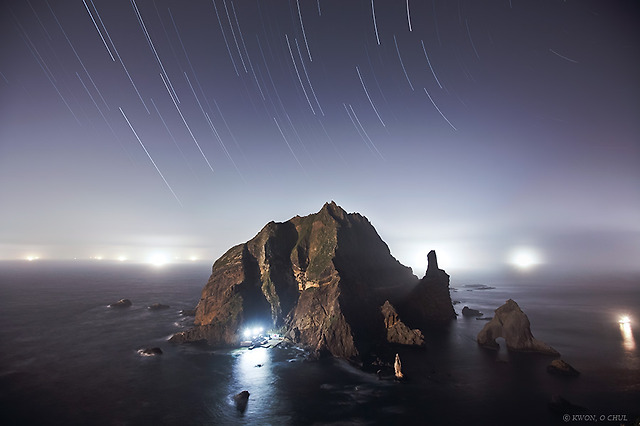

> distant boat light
[149,254,169,266]
[619,316,631,325]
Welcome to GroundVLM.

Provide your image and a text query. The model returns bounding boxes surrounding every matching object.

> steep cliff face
[171,202,455,360]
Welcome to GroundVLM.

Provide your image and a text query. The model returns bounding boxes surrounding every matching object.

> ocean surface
[0,261,638,425]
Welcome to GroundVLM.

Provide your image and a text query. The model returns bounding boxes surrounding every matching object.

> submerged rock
[477,299,559,355]
[462,306,483,317]
[138,347,163,356]
[233,390,250,412]
[109,299,132,308]
[547,359,580,377]
[179,309,196,316]
[148,303,170,310]
[381,301,424,346]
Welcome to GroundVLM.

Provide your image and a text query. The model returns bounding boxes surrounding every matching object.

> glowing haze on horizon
[0,1,638,276]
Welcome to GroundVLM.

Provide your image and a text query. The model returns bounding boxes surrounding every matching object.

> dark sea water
[1,261,638,426]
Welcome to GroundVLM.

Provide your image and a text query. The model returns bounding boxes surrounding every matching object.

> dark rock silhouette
[477,299,559,355]
[170,202,455,361]
[109,299,132,308]
[547,359,580,377]
[148,303,170,310]
[233,390,250,412]
[381,301,424,346]
[462,306,483,317]
[400,250,457,327]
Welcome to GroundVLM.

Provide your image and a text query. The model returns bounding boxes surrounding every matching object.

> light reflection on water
[619,322,636,352]
[230,347,273,417]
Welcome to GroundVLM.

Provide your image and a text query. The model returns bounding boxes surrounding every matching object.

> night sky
[1,0,638,275]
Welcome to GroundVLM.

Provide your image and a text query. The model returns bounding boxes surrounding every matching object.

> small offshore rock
[233,390,250,412]
[138,347,163,356]
[462,306,483,317]
[394,353,404,380]
[148,303,170,310]
[463,284,496,291]
[547,359,580,377]
[109,299,132,308]
[179,309,196,316]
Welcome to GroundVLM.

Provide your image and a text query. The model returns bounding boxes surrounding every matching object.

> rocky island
[170,202,456,361]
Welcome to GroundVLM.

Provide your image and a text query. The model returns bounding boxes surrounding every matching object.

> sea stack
[477,299,559,355]
[401,250,457,327]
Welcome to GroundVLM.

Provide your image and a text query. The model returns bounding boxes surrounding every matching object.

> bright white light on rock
[243,326,265,339]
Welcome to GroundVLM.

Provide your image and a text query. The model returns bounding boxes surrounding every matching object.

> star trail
[0,0,638,275]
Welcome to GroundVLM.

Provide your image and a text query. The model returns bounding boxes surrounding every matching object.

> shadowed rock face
[477,299,559,355]
[171,202,454,360]
[381,301,424,346]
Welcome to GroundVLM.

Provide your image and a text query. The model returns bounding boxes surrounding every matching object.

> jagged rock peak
[320,200,347,219]
[426,250,439,275]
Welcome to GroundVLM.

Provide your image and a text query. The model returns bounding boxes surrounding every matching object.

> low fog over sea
[1,261,638,425]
